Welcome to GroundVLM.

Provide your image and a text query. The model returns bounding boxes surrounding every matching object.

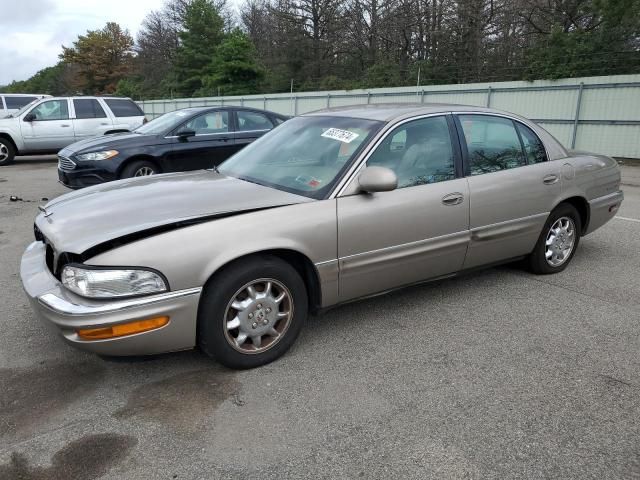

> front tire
[0,138,16,166]
[198,255,308,369]
[121,160,158,178]
[528,203,582,274]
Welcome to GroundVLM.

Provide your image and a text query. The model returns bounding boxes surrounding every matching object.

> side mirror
[358,166,398,193]
[176,129,196,140]
[24,113,36,122]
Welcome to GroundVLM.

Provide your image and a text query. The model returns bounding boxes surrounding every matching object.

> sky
[0,0,162,85]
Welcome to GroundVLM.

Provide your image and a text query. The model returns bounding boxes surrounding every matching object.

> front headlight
[61,265,168,299]
[76,150,119,161]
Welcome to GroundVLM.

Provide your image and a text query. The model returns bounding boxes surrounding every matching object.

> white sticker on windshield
[321,128,360,143]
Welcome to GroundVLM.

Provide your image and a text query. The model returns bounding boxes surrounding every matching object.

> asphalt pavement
[0,157,639,479]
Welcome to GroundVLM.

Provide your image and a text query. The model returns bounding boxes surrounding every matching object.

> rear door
[232,109,276,154]
[455,113,561,268]
[337,115,470,301]
[165,109,236,171]
[71,98,111,140]
[20,99,75,151]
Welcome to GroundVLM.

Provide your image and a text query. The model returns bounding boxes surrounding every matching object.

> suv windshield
[134,109,199,135]
[219,116,383,199]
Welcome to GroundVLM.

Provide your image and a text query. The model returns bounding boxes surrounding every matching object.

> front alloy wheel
[224,278,293,354]
[198,255,308,369]
[0,139,16,166]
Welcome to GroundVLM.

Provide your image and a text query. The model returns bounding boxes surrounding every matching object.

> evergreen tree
[173,0,225,96]
[202,29,265,95]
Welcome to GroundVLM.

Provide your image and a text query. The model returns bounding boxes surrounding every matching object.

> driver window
[30,100,69,121]
[367,116,455,188]
[184,111,229,135]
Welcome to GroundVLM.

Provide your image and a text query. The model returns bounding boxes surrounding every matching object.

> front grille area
[58,155,76,171]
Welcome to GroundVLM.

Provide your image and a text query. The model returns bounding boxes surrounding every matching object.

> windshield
[218,116,383,199]
[7,99,40,118]
[134,109,199,135]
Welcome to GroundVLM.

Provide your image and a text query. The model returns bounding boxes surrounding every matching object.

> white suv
[0,96,146,166]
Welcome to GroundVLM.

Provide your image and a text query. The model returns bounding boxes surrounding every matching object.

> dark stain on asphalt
[0,361,106,439]
[0,433,137,480]
[114,367,240,431]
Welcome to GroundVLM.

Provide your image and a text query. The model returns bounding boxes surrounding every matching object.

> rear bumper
[20,241,201,356]
[585,190,624,235]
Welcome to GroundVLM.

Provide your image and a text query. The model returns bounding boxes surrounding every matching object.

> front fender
[85,201,339,302]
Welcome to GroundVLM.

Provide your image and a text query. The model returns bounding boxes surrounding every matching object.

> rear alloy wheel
[0,139,16,166]
[121,160,158,179]
[198,255,308,369]
[528,203,582,274]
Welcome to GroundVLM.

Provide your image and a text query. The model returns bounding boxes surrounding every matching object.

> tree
[202,29,265,95]
[61,22,134,94]
[173,0,225,96]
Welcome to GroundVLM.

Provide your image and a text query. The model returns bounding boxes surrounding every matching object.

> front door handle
[543,174,559,185]
[442,192,464,206]
[60,124,71,128]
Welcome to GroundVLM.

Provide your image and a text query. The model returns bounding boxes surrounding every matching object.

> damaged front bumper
[20,241,202,356]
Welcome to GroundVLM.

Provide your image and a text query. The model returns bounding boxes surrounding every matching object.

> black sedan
[57,106,289,188]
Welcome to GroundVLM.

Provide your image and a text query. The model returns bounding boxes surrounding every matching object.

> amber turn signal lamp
[77,316,169,340]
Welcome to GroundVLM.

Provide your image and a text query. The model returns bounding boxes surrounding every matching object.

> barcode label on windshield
[321,128,359,143]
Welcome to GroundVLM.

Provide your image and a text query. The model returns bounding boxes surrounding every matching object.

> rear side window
[237,110,274,131]
[5,96,38,109]
[104,99,144,117]
[516,123,547,164]
[458,115,526,175]
[74,99,107,119]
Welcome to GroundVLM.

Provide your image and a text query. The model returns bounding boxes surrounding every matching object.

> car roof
[303,103,510,122]
[166,106,288,118]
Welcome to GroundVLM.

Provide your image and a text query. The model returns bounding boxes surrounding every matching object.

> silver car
[20,104,623,368]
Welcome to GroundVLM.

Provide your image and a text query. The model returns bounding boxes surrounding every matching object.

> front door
[455,114,562,268]
[21,99,75,151]
[337,115,470,301]
[166,109,236,172]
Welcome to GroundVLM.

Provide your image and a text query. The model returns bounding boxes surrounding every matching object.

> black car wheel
[121,160,158,178]
[198,255,308,369]
[0,139,16,166]
[528,203,582,274]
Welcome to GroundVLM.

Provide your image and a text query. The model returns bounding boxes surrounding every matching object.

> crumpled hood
[36,170,311,255]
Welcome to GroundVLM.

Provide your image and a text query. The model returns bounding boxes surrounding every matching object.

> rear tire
[0,138,16,166]
[198,255,308,369]
[528,203,582,275]
[121,160,158,178]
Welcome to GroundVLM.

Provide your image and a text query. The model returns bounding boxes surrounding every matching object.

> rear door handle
[61,124,71,128]
[543,174,559,185]
[442,192,464,206]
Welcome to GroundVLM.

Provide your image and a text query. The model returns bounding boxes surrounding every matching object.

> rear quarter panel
[560,153,622,234]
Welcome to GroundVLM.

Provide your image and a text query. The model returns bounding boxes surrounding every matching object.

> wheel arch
[0,132,18,153]
[116,155,162,178]
[556,196,590,234]
[201,248,323,315]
